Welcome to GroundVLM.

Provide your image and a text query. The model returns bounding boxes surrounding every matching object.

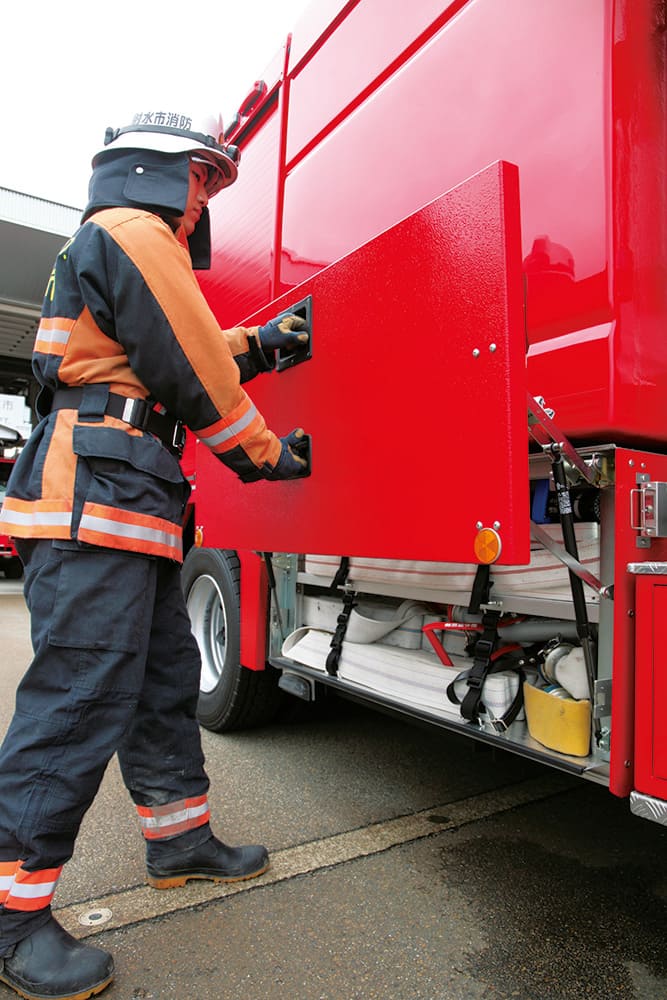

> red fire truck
[182,0,667,824]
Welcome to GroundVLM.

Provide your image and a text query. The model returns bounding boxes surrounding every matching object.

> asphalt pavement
[1,582,666,999]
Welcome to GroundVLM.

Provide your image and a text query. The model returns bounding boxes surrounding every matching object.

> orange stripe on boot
[136,795,210,840]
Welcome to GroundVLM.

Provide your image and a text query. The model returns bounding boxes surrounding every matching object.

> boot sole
[146,860,270,890]
[0,970,113,1000]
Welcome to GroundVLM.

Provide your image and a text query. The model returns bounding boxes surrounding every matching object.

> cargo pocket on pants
[48,543,154,652]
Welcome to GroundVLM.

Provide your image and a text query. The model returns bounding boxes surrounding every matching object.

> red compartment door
[635,572,667,799]
[195,160,529,564]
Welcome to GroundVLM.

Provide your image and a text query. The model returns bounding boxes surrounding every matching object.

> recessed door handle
[275,295,312,372]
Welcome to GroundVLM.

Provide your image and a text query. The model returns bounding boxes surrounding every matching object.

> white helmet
[99,111,239,195]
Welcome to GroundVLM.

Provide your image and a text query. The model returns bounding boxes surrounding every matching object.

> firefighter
[0,111,310,1000]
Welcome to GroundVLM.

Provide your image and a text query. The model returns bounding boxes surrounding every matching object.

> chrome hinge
[593,678,612,719]
[630,476,667,545]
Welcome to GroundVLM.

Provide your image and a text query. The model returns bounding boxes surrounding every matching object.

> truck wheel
[181,547,282,733]
[3,558,23,580]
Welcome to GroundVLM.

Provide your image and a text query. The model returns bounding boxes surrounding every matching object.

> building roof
[0,188,81,365]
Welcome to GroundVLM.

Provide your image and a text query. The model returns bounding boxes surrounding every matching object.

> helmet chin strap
[187,207,211,271]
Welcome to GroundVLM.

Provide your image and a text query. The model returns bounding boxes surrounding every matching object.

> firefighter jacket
[0,207,282,562]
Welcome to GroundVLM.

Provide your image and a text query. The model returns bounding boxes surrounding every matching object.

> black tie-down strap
[446,648,525,732]
[457,608,502,723]
[467,562,491,615]
[325,557,355,676]
[448,563,499,724]
[445,605,525,732]
[329,556,350,592]
[325,590,357,676]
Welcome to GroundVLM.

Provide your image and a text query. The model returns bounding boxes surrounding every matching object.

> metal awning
[0,188,81,364]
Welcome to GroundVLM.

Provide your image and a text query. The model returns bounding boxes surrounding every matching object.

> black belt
[51,388,186,456]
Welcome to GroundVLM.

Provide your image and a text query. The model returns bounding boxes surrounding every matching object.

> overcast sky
[2,0,312,208]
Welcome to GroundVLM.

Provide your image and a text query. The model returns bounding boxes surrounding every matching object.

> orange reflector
[194,525,204,548]
[473,527,502,564]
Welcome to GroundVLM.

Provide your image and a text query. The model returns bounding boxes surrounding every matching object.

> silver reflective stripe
[79,513,179,549]
[199,405,257,448]
[0,510,71,528]
[9,877,60,899]
[140,800,209,831]
[0,874,14,892]
[38,327,70,346]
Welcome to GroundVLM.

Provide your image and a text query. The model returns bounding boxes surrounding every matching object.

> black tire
[181,547,283,733]
[3,557,23,580]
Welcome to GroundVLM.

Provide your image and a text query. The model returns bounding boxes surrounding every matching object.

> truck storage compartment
[277,571,603,775]
[632,565,667,801]
[302,523,601,609]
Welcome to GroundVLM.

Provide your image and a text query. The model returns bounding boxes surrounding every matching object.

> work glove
[264,428,311,480]
[257,313,309,357]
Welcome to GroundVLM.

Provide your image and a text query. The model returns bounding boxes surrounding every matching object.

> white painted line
[56,773,573,939]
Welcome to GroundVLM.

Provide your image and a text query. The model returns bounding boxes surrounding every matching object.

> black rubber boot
[0,916,113,1000]
[146,834,269,889]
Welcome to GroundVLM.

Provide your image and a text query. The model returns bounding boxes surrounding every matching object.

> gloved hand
[264,428,311,480]
[257,313,309,354]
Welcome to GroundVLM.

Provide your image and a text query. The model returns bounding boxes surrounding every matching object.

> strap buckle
[473,638,495,660]
[171,421,186,457]
[487,715,509,733]
[121,397,185,457]
[121,397,151,430]
[465,673,484,691]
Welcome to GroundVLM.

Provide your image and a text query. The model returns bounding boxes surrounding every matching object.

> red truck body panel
[201,0,666,451]
[635,568,667,800]
[611,451,667,797]
[196,161,528,563]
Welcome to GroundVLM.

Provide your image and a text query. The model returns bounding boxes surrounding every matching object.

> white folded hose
[344,600,427,643]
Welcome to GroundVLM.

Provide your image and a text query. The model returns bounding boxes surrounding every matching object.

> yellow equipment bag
[523,682,591,757]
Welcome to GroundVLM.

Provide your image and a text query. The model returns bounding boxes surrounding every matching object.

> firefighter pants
[0,539,209,953]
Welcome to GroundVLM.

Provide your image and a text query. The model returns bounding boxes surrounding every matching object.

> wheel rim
[186,573,228,694]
